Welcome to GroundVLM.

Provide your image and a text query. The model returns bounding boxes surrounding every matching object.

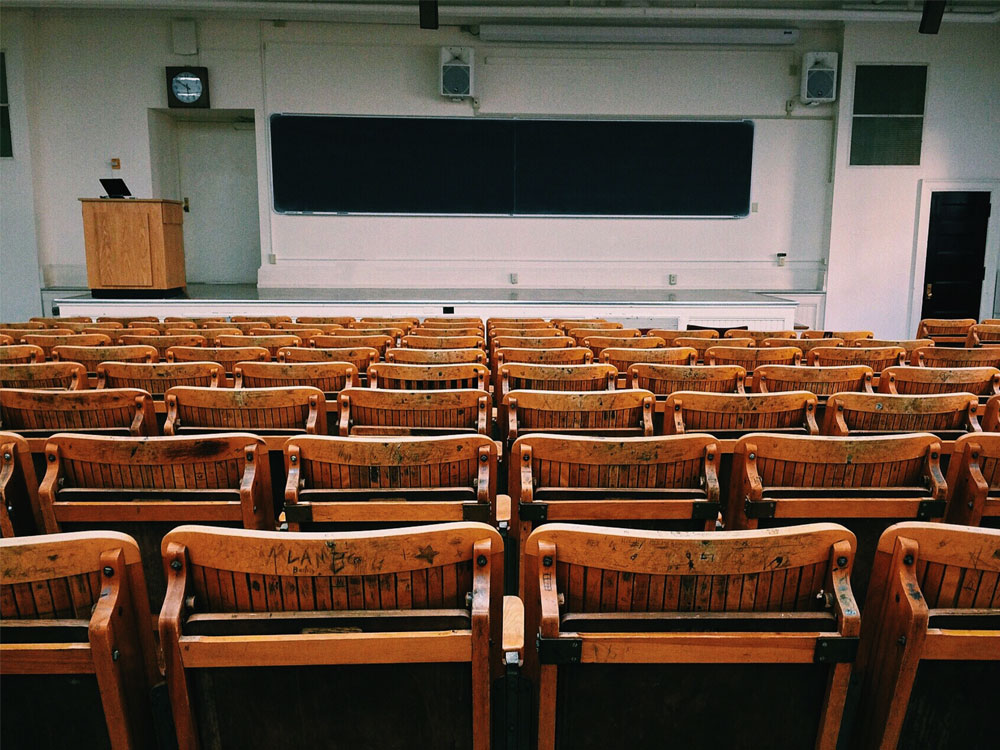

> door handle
[183,197,190,213]
[925,283,933,300]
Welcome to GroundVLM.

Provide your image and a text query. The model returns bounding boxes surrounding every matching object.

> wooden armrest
[496,494,511,524]
[503,595,525,660]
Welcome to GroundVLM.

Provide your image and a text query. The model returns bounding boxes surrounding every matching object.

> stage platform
[54,285,797,328]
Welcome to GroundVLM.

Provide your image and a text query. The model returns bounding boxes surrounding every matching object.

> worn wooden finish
[707,345,802,371]
[135,321,195,332]
[822,392,980,437]
[358,317,418,332]
[762,337,845,354]
[967,324,1000,347]
[648,329,719,343]
[0,334,12,346]
[96,327,160,344]
[488,327,563,338]
[121,334,206,361]
[552,319,616,330]
[168,346,270,374]
[0,321,48,330]
[424,317,484,326]
[569,328,640,343]
[411,327,484,337]
[296,316,356,326]
[31,317,93,325]
[231,315,292,325]
[52,344,157,373]
[944,433,1000,525]
[235,361,357,398]
[0,388,157,438]
[1,362,88,390]
[165,386,326,436]
[224,321,274,334]
[663,391,819,438]
[494,347,593,367]
[275,322,346,333]
[311,334,394,359]
[403,335,486,351]
[98,361,224,396]
[279,346,378,374]
[370,363,488,391]
[0,431,42,536]
[986,394,1000,432]
[347,327,407,344]
[808,346,905,373]
[59,321,123,333]
[166,317,222,325]
[487,319,550,332]
[0,344,44,365]
[753,365,874,397]
[600,346,696,373]
[1,531,160,749]
[915,345,1000,369]
[724,329,797,344]
[216,334,301,360]
[800,330,874,341]
[23,334,112,361]
[627,364,746,396]
[159,522,503,750]
[854,523,1000,749]
[503,389,655,445]
[852,338,934,363]
[1,327,74,343]
[248,326,324,339]
[339,388,490,436]
[879,365,1000,398]
[386,347,487,365]
[675,336,754,363]
[579,335,666,361]
[917,317,976,344]
[523,522,859,750]
[284,434,498,528]
[168,328,242,346]
[492,336,575,355]
[500,363,616,397]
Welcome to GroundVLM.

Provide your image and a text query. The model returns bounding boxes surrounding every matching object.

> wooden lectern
[80,198,186,297]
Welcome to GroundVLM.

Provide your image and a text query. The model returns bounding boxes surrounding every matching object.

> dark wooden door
[921,191,991,319]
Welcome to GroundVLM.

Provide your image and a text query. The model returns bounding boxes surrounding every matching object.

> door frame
[908,178,1000,335]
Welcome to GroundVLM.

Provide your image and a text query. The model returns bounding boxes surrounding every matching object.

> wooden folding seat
[30,316,92,324]
[800,329,874,341]
[235,361,357,401]
[664,391,818,437]
[848,338,932,363]
[600,346,696,374]
[1,327,74,342]
[724,329,796,344]
[423,317,484,326]
[216,333,301,359]
[23,333,112,360]
[649,328,718,343]
[160,522,504,750]
[762,336,844,354]
[98,361,225,397]
[984,319,1000,325]
[274,321,346,333]
[99,315,160,324]
[917,317,976,345]
[296,316,356,326]
[552,318,616,330]
[339,388,489,436]
[52,344,157,374]
[360,315,419,325]
[37,433,273,605]
[231,315,292,324]
[121,333,206,361]
[169,345,270,375]
[248,326,324,339]
[822,392,980,438]
[503,389,654,446]
[753,364,874,397]
[411,326,483,337]
[495,347,592,367]
[492,336,575,356]
[523,523,860,750]
[0,344,44,364]
[486,317,548,329]
[0,321,47,330]
[879,365,1000,398]
[944,432,1000,526]
[226,321,273,333]
[347,326,407,341]
[675,335,753,363]
[568,327,640,343]
[59,321,123,333]
[706,344,801,371]
[1,362,88,390]
[578,335,665,361]
[311,334,394,359]
[280,346,379,375]
[0,431,42,536]
[490,327,564,339]
[967,323,1000,347]
[627,363,746,396]
[0,388,157,439]
[1,531,160,750]
[987,394,1000,431]
[170,317,225,325]
[807,345,905,373]
[402,334,486,350]
[165,386,327,437]
[853,523,1000,749]
[171,326,242,344]
[90,326,159,344]
[500,363,615,397]
[131,320,195,332]
[369,362,488,391]
[915,344,1000,368]
[0,334,12,346]
[386,347,486,365]
[283,435,499,529]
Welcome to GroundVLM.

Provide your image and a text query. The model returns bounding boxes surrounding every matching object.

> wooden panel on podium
[80,198,186,296]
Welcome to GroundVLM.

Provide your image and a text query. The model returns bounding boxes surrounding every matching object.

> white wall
[0,11,43,321]
[825,22,1000,338]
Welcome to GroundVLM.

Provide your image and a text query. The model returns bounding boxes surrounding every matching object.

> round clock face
[171,72,203,103]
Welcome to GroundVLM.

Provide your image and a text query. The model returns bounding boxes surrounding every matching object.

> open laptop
[99,178,132,199]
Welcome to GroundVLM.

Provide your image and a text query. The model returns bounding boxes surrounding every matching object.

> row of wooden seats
[918,317,1000,346]
[2,520,996,749]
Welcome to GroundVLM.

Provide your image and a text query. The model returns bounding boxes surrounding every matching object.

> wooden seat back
[59,321,122,332]
[296,316,356,326]
[879,365,1000,397]
[523,522,859,750]
[52,344,157,373]
[0,321,47,330]
[500,363,616,396]
[168,345,270,374]
[231,315,292,324]
[410,326,483,337]
[854,523,1000,749]
[358,316,419,329]
[553,319,617,332]
[423,317,484,326]
[386,347,486,365]
[967,323,1000,347]
[706,344,801,370]
[568,327,640,343]
[278,346,378,374]
[0,344,44,364]
[492,336,575,356]
[284,434,498,529]
[338,388,490,436]
[1,327,74,343]
[165,386,326,436]
[808,345,905,372]
[133,320,195,332]
[675,336,753,363]
[724,329,797,344]
[1,362,88,390]
[851,338,933,362]
[97,361,224,395]
[167,317,222,325]
[488,327,563,338]
[0,431,42,536]
[503,389,654,444]
[248,326,324,339]
[800,329,874,341]
[917,317,976,344]
[627,364,746,395]
[494,347,592,367]
[579,335,664,362]
[0,388,157,438]
[986,394,1000,431]
[23,333,112,360]
[225,321,274,333]
[30,317,92,325]
[664,391,819,437]
[274,322,346,333]
[752,364,874,396]
[915,345,1000,368]
[402,334,486,350]
[648,329,718,343]
[0,334,11,346]
[91,327,160,343]
[822,392,980,437]
[944,433,1000,525]
[216,334,301,359]
[121,334,206,360]
[234,361,357,396]
[368,362,488,391]
[0,531,160,749]
[346,327,406,342]
[311,334,394,359]
[762,337,844,354]
[600,346,695,373]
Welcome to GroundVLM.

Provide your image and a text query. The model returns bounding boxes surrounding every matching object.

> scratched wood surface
[121,334,207,361]
[489,326,563,338]
[752,364,874,396]
[494,347,593,367]
[1,328,74,344]
[808,346,906,373]
[0,431,41,536]
[386,347,486,365]
[1,362,88,390]
[279,346,378,374]
[339,388,490,436]
[706,345,802,371]
[223,321,277,334]
[967,323,1000,347]
[23,334,112,360]
[165,385,326,435]
[0,334,13,346]
[410,326,484,337]
[370,362,488,391]
[822,392,980,437]
[879,365,1000,397]
[275,322,347,333]
[0,388,157,437]
[554,320,618,332]
[356,318,417,332]
[311,334,394,359]
[424,317,484,327]
[52,344,157,374]
[916,345,1000,369]
[504,389,655,443]
[852,338,934,362]
[601,346,696,373]
[579,336,665,361]
[724,329,797,345]
[132,320,195,332]
[31,317,93,324]
[648,329,718,343]
[216,334,302,360]
[97,361,224,396]
[917,318,976,342]
[168,345,270,374]
[0,344,44,364]
[762,337,845,353]
[296,316,357,326]
[986,394,1000,431]
[627,364,746,395]
[800,330,874,341]
[401,335,487,351]
[675,337,754,363]
[944,432,1000,525]
[500,363,616,396]
[231,315,293,325]
[235,361,356,395]
[0,321,48,330]
[663,391,819,437]
[58,321,122,333]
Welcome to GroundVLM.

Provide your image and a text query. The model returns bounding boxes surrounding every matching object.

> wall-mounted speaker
[440,47,474,99]
[801,52,838,104]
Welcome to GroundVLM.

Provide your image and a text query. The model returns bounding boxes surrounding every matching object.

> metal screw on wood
[477,555,488,567]
[897,636,907,646]
[748,453,755,460]
[479,453,488,462]
[836,556,848,567]
[903,554,914,565]
[112,649,120,661]
[103,566,114,577]
[48,453,56,462]
[2,453,10,461]
[289,455,297,463]
[543,556,553,567]
[170,560,182,570]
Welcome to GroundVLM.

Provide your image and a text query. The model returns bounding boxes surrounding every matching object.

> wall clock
[166,66,210,109]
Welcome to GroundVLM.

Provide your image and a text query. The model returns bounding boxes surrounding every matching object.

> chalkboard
[270,115,753,217]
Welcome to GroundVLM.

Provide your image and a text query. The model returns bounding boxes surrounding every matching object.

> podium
[80,198,186,297]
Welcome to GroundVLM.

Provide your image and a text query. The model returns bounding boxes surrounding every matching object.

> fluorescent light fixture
[477,25,800,45]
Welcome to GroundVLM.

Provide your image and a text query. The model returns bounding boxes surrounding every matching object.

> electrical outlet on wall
[668,274,678,286]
